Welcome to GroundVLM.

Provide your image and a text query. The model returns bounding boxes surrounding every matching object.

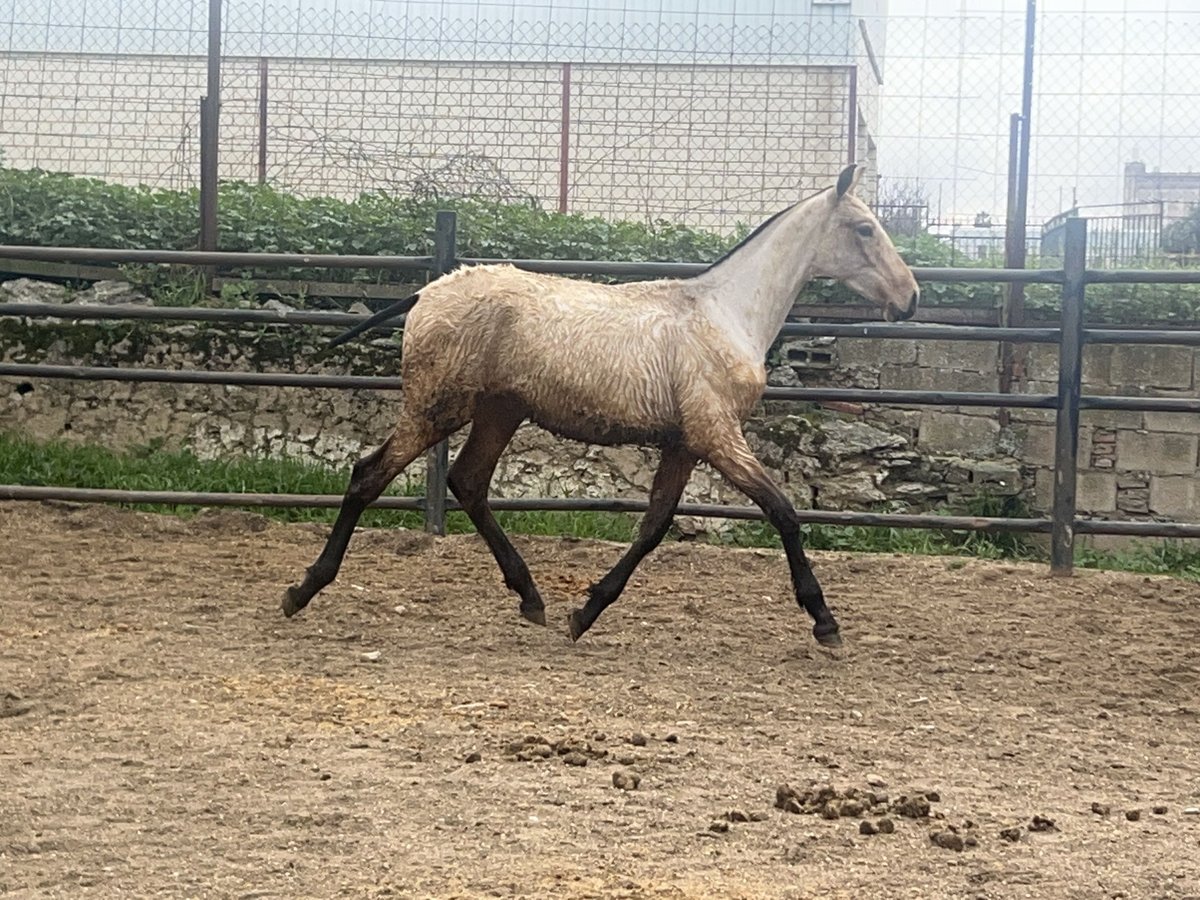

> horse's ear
[835,164,861,200]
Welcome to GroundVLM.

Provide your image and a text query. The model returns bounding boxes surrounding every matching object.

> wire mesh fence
[1,2,1199,257]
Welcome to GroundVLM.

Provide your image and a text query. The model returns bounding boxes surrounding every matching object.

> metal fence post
[198,0,222,287]
[1050,216,1087,574]
[423,210,457,535]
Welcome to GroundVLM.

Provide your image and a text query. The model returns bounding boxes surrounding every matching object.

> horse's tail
[328,292,421,348]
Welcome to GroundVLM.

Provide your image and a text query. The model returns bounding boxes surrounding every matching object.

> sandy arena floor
[2,500,1199,899]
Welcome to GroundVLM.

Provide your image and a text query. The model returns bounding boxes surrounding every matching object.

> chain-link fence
[2,1,1199,255]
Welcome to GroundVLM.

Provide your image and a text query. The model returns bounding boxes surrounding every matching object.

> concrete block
[1143,410,1200,435]
[836,338,918,367]
[918,411,1000,456]
[1022,344,1059,381]
[1081,345,1112,385]
[1108,344,1194,390]
[1008,379,1058,424]
[917,340,998,373]
[1115,431,1199,476]
[1032,468,1117,514]
[1017,424,1090,468]
[879,366,995,394]
[1077,472,1118,513]
[1080,407,1144,430]
[1150,476,1200,520]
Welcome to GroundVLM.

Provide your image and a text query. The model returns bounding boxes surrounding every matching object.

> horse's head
[812,164,920,323]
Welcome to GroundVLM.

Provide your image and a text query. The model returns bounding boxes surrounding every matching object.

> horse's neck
[695,193,832,361]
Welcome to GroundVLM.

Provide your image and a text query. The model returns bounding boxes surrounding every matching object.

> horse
[282,164,919,647]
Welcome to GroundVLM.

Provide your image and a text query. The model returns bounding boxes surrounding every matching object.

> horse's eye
[855,224,874,238]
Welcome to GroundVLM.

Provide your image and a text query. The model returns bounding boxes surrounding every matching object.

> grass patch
[4,431,1200,581]
[1077,541,1200,582]
[0,430,638,538]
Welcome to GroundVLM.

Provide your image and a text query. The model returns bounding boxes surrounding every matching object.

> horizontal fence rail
[0,485,1055,534]
[0,245,436,272]
[4,214,1200,569]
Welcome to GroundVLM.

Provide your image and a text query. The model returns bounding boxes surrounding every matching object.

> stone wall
[6,277,1200,532]
[775,330,1200,527]
[1,279,1020,529]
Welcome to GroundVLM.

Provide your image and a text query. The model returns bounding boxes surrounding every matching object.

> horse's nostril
[910,290,920,309]
[897,301,917,321]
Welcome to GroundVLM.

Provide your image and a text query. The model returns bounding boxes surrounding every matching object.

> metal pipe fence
[4,213,1200,573]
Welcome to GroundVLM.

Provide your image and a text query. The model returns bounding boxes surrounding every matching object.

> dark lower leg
[283,435,416,617]
[452,484,546,625]
[703,441,840,645]
[774,516,840,645]
[568,446,696,641]
[446,404,545,625]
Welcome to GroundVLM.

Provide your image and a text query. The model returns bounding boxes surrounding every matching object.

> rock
[839,799,865,818]
[0,277,70,304]
[360,650,382,662]
[1125,809,1141,822]
[615,754,636,766]
[530,744,553,759]
[748,811,769,822]
[775,784,794,810]
[1152,805,1168,815]
[262,298,295,312]
[921,790,942,803]
[1184,807,1200,816]
[930,830,965,852]
[562,752,588,767]
[859,820,878,835]
[724,810,749,823]
[629,733,648,747]
[1000,826,1023,843]
[820,803,840,820]
[891,795,931,819]
[1091,802,1111,816]
[819,419,908,462]
[348,301,371,315]
[708,821,729,833]
[876,818,895,834]
[866,774,888,788]
[665,733,679,744]
[73,280,152,306]
[612,771,641,791]
[464,751,482,764]
[1028,815,1057,832]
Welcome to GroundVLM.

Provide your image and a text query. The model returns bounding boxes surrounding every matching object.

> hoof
[281,586,309,618]
[520,603,547,627]
[813,623,842,647]
[567,609,588,643]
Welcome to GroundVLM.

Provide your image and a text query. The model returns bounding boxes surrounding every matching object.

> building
[0,0,887,231]
[1124,160,1200,223]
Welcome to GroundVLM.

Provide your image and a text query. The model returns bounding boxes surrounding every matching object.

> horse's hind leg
[282,410,458,617]
[447,398,546,625]
[568,443,697,641]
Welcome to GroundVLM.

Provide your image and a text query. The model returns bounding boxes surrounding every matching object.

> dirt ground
[2,500,1200,899]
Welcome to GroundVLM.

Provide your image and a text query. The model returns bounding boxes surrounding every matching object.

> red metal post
[257,57,269,185]
[558,62,572,214]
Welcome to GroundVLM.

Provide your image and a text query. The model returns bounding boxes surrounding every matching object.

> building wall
[1124,160,1200,222]
[1,51,859,231]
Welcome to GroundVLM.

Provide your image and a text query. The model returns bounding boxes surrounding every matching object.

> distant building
[1041,161,1200,264]
[1124,161,1200,223]
[0,0,889,231]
